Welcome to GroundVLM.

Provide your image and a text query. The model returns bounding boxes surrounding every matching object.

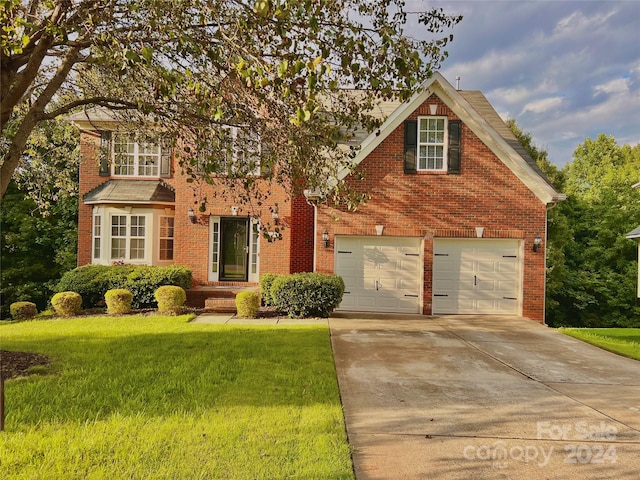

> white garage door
[335,236,422,314]
[432,239,522,315]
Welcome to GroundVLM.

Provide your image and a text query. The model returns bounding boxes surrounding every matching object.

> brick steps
[204,297,238,313]
[187,284,260,313]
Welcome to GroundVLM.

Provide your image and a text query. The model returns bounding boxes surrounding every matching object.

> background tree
[1,0,462,205]
[508,122,640,327]
[0,182,77,318]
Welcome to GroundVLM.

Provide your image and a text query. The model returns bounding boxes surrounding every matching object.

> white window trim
[92,212,102,260]
[109,213,149,263]
[159,216,175,261]
[417,116,448,172]
[208,216,260,282]
[112,132,162,177]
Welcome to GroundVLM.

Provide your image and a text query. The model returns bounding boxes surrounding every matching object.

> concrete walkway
[329,313,640,479]
[190,313,328,326]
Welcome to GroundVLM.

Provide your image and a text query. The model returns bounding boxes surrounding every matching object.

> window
[159,217,174,261]
[112,133,170,177]
[417,117,447,171]
[93,214,101,259]
[110,214,147,261]
[196,127,261,176]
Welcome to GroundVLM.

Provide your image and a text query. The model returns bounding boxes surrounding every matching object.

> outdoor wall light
[188,208,197,224]
[322,229,330,248]
[272,211,279,225]
[532,235,542,252]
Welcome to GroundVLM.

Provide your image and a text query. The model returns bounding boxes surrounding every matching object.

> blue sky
[408,0,640,166]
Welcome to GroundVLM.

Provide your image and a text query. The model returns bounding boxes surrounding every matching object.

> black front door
[220,218,249,281]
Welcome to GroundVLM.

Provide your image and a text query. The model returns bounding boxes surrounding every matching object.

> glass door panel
[220,218,249,281]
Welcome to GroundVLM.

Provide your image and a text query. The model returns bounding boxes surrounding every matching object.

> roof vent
[456,76,461,90]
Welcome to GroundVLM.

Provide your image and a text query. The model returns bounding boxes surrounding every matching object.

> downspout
[543,202,559,326]
[304,190,321,272]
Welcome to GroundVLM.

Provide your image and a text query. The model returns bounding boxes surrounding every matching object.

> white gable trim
[336,72,562,205]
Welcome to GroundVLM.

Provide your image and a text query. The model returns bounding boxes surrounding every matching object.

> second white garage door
[335,236,422,314]
[432,239,522,315]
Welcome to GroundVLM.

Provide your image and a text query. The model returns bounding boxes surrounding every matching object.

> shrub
[10,301,37,320]
[154,286,187,315]
[105,289,133,314]
[236,291,260,318]
[271,273,345,318]
[259,273,279,306]
[125,266,192,309]
[56,264,135,308]
[51,291,82,317]
[56,265,192,309]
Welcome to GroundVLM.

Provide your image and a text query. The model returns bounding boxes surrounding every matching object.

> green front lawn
[0,315,353,479]
[559,328,640,360]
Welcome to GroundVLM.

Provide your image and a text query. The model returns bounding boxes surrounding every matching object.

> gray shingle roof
[627,226,640,239]
[459,90,556,189]
[83,180,175,204]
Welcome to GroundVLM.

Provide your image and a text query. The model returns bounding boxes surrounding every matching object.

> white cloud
[593,77,630,97]
[520,97,564,115]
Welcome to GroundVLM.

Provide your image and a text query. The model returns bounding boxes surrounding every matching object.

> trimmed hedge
[10,301,37,320]
[259,273,278,306]
[105,289,133,314]
[51,291,82,317]
[236,291,260,318]
[270,273,345,318]
[154,286,186,315]
[55,265,192,309]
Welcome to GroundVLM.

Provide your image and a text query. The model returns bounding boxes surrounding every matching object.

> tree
[0,181,77,318]
[555,136,640,327]
[507,122,640,327]
[1,0,462,201]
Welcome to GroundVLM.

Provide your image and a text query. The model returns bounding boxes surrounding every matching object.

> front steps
[187,284,259,313]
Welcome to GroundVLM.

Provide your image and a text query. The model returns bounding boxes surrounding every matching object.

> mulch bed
[1,350,50,380]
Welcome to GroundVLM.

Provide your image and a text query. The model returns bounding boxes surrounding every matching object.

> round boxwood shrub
[154,286,186,315]
[105,289,133,314]
[236,291,260,318]
[271,273,345,318]
[10,301,37,320]
[51,291,83,317]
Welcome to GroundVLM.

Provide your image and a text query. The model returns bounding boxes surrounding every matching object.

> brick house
[72,73,564,323]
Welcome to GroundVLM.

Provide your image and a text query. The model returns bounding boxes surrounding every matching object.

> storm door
[220,218,249,281]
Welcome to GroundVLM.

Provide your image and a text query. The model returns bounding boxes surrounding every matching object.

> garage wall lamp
[188,207,197,224]
[532,235,542,252]
[322,229,330,248]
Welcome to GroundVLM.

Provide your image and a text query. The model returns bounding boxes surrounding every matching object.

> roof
[83,180,175,205]
[334,72,566,205]
[459,90,556,191]
[626,226,640,239]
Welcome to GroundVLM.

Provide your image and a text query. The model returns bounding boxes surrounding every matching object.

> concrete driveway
[329,314,640,479]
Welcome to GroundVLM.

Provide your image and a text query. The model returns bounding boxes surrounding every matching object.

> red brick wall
[315,96,549,323]
[77,129,311,286]
[77,131,104,266]
[289,195,315,273]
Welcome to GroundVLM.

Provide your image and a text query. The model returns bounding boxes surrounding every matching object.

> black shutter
[448,120,461,174]
[404,120,417,174]
[99,131,111,176]
[160,141,171,178]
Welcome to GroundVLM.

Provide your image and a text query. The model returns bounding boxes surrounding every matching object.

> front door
[220,218,249,281]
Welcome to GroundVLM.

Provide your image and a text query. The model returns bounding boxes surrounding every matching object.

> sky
[407,0,640,167]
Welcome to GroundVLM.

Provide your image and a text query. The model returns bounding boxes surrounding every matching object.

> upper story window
[99,131,171,178]
[418,117,447,171]
[404,117,461,175]
[195,126,262,177]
